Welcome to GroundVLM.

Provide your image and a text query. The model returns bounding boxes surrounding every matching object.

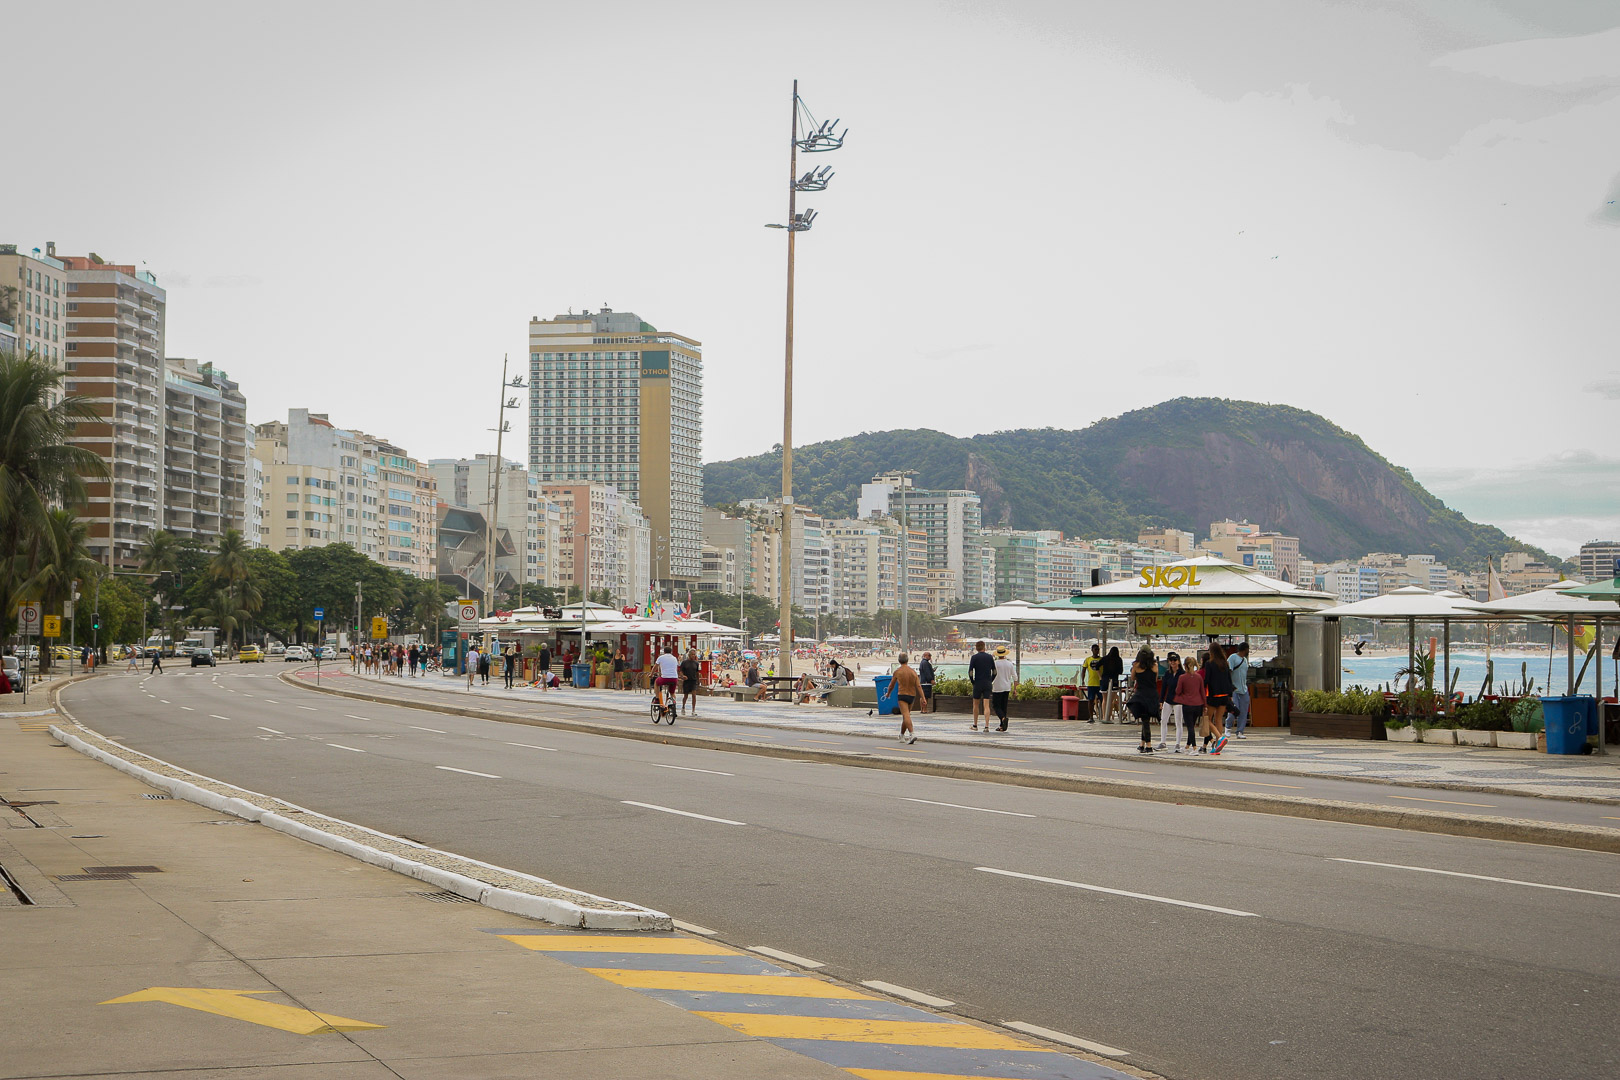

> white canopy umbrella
[945,600,1124,680]
[1462,587,1619,726]
[1319,586,1509,698]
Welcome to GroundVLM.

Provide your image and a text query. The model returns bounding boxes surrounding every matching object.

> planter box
[1495,730,1538,750]
[1386,724,1420,742]
[1291,711,1386,741]
[1421,728,1457,745]
[929,695,1062,719]
[1455,729,1496,747]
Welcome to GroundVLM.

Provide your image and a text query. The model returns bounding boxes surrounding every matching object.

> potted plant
[1497,696,1545,751]
[1292,688,1388,740]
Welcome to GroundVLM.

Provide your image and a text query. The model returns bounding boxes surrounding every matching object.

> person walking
[465,644,480,690]
[968,641,997,731]
[1227,641,1251,739]
[918,651,935,714]
[478,646,491,686]
[537,643,551,691]
[127,646,140,673]
[1128,646,1160,753]
[502,646,516,689]
[1083,643,1103,721]
[149,647,163,674]
[1173,651,1206,753]
[679,649,701,715]
[990,645,1016,732]
[890,652,924,744]
[1157,651,1184,750]
[1202,642,1233,754]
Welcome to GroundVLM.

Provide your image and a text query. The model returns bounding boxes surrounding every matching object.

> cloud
[1433,25,1620,89]
[1587,376,1620,398]
[917,342,992,362]
[1416,450,1620,556]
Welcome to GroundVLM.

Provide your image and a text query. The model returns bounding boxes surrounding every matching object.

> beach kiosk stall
[1035,557,1337,724]
[476,604,741,688]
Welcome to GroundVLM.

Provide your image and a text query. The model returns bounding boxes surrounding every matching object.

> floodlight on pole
[771,80,846,686]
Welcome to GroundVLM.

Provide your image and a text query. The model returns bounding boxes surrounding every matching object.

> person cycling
[653,644,680,714]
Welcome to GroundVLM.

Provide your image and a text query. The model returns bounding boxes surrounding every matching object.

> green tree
[206,530,254,652]
[95,575,146,649]
[0,351,106,631]
[195,585,253,654]
[244,548,299,643]
[31,510,102,670]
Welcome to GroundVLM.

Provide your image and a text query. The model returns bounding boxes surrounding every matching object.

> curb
[285,671,1620,855]
[46,713,672,931]
[324,672,1620,807]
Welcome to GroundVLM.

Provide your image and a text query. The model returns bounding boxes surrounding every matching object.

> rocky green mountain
[703,398,1561,570]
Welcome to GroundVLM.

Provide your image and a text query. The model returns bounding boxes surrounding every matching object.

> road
[63,668,1620,1080]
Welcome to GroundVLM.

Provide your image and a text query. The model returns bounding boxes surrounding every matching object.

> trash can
[873,674,897,716]
[1062,695,1082,721]
[571,662,592,688]
[1540,696,1595,754]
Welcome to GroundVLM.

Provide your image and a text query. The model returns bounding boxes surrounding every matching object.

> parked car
[190,648,217,667]
[237,645,264,663]
[283,645,310,662]
[313,645,336,660]
[2,655,21,686]
[266,641,286,656]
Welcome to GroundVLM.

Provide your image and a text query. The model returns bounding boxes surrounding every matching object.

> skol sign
[1138,566,1203,589]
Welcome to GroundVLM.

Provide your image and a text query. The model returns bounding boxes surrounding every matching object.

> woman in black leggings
[1128,647,1159,754]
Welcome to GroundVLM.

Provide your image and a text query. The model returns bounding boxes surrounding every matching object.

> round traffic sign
[458,603,479,623]
[17,604,41,629]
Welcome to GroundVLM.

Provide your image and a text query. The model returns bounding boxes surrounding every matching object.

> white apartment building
[161,358,251,547]
[859,474,987,605]
[529,307,702,589]
[1578,540,1620,582]
[828,520,898,617]
[543,482,650,606]
[0,243,66,379]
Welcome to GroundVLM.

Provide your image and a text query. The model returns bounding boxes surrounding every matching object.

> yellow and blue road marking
[486,928,1132,1080]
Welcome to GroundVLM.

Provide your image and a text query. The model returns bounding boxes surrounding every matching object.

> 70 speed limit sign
[17,603,42,633]
[457,602,480,629]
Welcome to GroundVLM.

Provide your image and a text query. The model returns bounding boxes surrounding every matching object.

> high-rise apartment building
[1578,540,1620,582]
[858,473,986,605]
[528,307,702,591]
[59,254,167,568]
[161,358,251,546]
[254,410,436,576]
[828,520,898,617]
[0,243,67,378]
[542,482,651,606]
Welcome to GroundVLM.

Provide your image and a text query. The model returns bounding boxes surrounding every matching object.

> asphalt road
[64,669,1620,1080]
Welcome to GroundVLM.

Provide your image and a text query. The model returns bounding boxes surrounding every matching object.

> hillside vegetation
[703,398,1560,570]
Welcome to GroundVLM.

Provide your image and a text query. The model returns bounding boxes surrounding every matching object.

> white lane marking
[621,801,746,826]
[435,765,500,779]
[975,867,1261,917]
[1328,859,1620,900]
[209,714,231,721]
[180,706,194,711]
[506,742,558,752]
[747,946,824,969]
[409,725,448,734]
[264,699,280,703]
[648,763,734,776]
[258,726,285,735]
[158,699,170,704]
[1003,1021,1129,1058]
[862,980,955,1007]
[328,743,367,753]
[344,714,373,722]
[296,705,317,711]
[900,797,1034,818]
[241,694,254,698]
[673,920,717,936]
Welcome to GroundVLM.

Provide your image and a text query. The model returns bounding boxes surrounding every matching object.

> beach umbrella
[1319,586,1502,699]
[945,600,1123,681]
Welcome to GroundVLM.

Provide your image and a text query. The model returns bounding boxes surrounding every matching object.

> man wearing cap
[990,645,1017,732]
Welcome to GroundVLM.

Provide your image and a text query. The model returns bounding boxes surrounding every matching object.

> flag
[1486,559,1506,602]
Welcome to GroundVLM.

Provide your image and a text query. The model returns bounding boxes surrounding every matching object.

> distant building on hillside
[1578,540,1620,581]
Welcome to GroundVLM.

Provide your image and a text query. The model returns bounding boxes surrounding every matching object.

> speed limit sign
[457,602,479,629]
[17,603,41,633]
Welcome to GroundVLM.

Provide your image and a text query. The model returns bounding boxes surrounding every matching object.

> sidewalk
[3,698,1139,1080]
[328,670,1620,803]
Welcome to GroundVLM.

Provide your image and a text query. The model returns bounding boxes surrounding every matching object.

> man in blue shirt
[1227,641,1251,739]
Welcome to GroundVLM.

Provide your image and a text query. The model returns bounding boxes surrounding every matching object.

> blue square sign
[314,607,325,620]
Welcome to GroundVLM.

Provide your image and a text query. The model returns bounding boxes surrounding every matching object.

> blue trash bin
[873,674,898,716]
[1540,696,1595,754]
[571,662,592,688]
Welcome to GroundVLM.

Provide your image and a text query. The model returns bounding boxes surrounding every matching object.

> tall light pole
[484,356,525,618]
[888,470,917,653]
[766,80,845,682]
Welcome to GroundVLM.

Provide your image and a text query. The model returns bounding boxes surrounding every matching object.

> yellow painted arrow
[101,987,384,1035]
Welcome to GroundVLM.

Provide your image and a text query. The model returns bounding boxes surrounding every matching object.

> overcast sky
[7,1,1617,557]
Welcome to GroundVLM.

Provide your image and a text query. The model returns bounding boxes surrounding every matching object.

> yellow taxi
[237,645,265,663]
[53,645,75,661]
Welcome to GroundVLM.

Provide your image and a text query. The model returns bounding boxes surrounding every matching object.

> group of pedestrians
[357,642,436,677]
[967,641,1017,732]
[1125,640,1252,755]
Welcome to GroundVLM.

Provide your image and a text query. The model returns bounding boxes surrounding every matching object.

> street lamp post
[767,80,845,683]
[888,470,917,653]
[485,355,526,619]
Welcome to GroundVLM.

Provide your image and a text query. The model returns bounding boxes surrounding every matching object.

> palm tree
[195,585,251,656]
[30,510,102,671]
[138,529,180,648]
[207,530,252,652]
[0,351,106,628]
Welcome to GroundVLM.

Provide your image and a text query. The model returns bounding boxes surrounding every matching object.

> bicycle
[650,689,676,725]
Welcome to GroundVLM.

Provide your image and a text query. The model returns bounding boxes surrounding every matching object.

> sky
[5,1,1617,558]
